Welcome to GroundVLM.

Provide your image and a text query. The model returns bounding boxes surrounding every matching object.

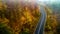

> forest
[0,1,59,34]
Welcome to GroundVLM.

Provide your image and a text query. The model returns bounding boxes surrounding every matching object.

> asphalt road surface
[34,5,46,34]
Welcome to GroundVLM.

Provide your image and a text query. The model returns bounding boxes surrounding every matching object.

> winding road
[34,5,46,34]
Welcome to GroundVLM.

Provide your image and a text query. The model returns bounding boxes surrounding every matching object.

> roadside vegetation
[44,7,58,34]
[0,2,41,34]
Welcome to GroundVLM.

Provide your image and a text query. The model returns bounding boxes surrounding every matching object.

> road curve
[34,5,46,34]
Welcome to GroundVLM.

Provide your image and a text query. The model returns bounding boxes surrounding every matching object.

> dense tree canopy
[0,2,41,34]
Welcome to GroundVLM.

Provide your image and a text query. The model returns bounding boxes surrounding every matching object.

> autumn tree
[44,6,57,34]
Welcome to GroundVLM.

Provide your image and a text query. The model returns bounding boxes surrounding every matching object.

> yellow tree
[44,6,57,34]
